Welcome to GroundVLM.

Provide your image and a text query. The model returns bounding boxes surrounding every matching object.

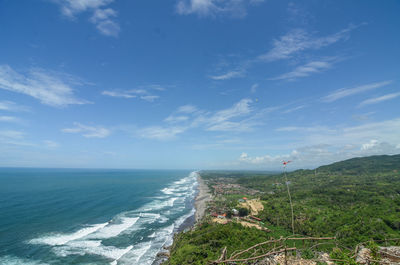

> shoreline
[194,173,212,223]
[155,172,211,264]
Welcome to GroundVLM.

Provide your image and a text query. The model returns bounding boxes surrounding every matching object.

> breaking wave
[26,171,199,265]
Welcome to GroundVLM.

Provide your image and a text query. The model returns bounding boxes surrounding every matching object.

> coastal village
[198,175,270,232]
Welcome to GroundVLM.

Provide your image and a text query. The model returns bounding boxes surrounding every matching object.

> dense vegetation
[166,154,400,264]
[167,222,290,265]
[239,154,400,247]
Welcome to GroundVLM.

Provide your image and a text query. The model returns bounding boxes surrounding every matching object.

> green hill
[166,154,400,264]
[238,154,400,246]
[318,154,400,174]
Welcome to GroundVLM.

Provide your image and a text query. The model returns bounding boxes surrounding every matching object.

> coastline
[155,171,211,264]
[194,173,212,223]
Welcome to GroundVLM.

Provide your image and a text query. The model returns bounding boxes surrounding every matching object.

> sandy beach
[194,173,212,222]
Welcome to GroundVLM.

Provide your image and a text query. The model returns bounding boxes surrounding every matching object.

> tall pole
[283,163,295,235]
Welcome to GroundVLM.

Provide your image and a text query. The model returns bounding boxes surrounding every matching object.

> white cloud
[43,140,60,148]
[322,80,392,102]
[176,0,263,17]
[164,115,189,123]
[276,125,334,133]
[140,95,159,102]
[282,105,305,114]
[278,119,400,147]
[212,24,360,81]
[137,126,186,140]
[137,98,257,140]
[239,140,400,168]
[0,65,90,107]
[62,123,110,138]
[237,118,400,168]
[270,60,333,81]
[358,92,400,107]
[95,19,120,37]
[210,70,245,80]
[0,116,19,123]
[0,130,35,146]
[259,24,360,62]
[208,98,252,123]
[90,7,116,23]
[361,139,378,150]
[202,98,256,132]
[102,86,163,102]
[101,91,136,98]
[53,0,119,37]
[250,83,258,93]
[0,101,29,112]
[177,104,197,113]
[0,130,25,139]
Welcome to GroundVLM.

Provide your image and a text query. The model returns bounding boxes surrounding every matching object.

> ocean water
[0,169,198,265]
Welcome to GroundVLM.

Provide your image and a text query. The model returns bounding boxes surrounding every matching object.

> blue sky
[0,0,399,170]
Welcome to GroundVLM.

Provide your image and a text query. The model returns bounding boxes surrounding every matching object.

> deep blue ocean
[0,168,198,265]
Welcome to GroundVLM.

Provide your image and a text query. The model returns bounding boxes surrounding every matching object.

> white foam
[89,217,139,239]
[139,197,179,212]
[0,256,49,265]
[139,212,160,218]
[161,187,174,195]
[29,222,109,246]
[117,241,152,265]
[53,240,133,261]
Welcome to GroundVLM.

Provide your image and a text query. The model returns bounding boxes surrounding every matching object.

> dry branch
[213,247,296,264]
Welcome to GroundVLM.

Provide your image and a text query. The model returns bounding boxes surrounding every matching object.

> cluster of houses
[209,178,261,196]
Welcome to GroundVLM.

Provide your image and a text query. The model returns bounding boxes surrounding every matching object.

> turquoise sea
[0,169,198,265]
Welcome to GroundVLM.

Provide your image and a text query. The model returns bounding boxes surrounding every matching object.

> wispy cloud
[0,130,35,146]
[282,105,305,114]
[212,24,360,81]
[258,24,361,62]
[322,80,392,102]
[140,95,159,102]
[0,130,25,140]
[352,112,375,121]
[43,140,60,148]
[250,83,258,93]
[358,92,400,107]
[0,65,90,107]
[164,115,189,123]
[176,0,264,17]
[0,101,29,112]
[275,125,335,134]
[204,98,254,131]
[62,123,110,138]
[0,116,20,123]
[137,126,187,140]
[177,104,198,113]
[101,91,136,98]
[53,0,119,37]
[102,86,164,102]
[138,98,257,140]
[269,59,333,81]
[210,70,245,80]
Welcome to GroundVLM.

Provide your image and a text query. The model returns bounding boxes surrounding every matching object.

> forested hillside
[166,154,400,264]
[239,154,400,246]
